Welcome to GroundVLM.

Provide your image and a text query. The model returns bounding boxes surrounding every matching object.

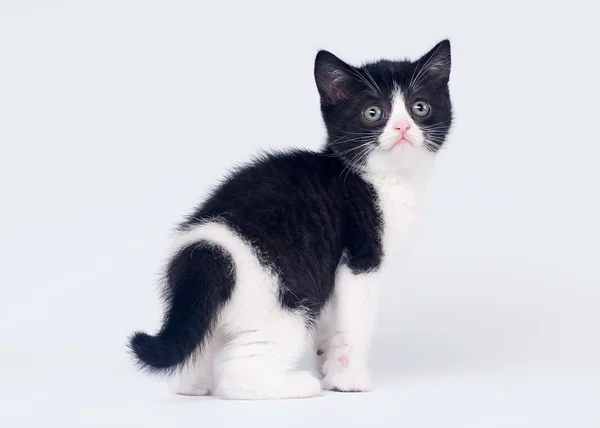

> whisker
[327,136,380,150]
[363,67,381,94]
[330,124,380,137]
[332,141,375,157]
[408,43,445,93]
[347,67,379,95]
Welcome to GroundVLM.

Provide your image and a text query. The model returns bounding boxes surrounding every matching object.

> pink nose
[394,122,411,135]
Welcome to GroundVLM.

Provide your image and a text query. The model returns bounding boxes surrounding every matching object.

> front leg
[317,265,381,392]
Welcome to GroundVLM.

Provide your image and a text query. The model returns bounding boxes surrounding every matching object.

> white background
[1,0,599,427]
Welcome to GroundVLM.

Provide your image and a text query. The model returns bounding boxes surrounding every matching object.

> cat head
[315,40,452,178]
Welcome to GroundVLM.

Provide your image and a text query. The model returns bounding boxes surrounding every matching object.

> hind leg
[212,267,321,400]
[171,356,212,396]
[171,334,223,396]
[185,222,321,400]
[213,311,320,400]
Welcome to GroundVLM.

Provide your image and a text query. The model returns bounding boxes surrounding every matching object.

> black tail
[128,241,235,373]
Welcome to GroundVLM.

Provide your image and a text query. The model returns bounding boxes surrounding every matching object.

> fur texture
[128,39,453,399]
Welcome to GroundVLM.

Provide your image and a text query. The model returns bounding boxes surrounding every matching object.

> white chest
[368,177,423,269]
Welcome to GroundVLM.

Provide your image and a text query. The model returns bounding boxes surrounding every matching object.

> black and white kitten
[129,40,453,399]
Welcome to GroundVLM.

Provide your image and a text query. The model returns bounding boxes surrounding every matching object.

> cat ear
[414,39,451,83]
[314,50,355,105]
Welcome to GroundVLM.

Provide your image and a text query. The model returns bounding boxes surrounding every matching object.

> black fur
[179,150,383,317]
[128,40,452,373]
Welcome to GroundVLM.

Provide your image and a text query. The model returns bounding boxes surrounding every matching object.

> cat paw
[171,377,212,396]
[285,371,323,399]
[321,356,372,392]
[214,370,322,400]
[172,383,211,396]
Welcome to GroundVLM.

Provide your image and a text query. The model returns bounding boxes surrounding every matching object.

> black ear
[414,39,451,83]
[314,50,355,105]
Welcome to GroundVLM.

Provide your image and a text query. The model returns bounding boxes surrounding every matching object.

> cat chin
[364,146,435,179]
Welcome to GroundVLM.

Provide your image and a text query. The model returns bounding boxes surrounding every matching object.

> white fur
[171,222,320,400]
[316,266,380,391]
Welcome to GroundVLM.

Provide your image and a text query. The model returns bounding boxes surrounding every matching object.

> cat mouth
[391,137,414,148]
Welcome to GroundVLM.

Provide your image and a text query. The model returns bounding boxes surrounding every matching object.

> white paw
[172,384,210,396]
[215,370,322,400]
[321,356,373,392]
[286,371,322,399]
[171,379,211,396]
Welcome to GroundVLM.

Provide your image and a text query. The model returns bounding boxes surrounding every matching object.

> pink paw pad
[338,356,349,367]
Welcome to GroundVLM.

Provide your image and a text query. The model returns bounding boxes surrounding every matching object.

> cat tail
[128,241,235,374]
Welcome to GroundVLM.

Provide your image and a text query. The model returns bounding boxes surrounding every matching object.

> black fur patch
[180,150,383,318]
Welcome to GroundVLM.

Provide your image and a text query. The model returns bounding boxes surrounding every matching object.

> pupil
[370,109,376,116]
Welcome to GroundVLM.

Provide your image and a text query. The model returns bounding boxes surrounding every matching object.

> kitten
[128,40,453,400]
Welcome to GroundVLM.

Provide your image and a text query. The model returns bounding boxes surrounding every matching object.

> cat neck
[362,146,436,186]
[361,159,435,189]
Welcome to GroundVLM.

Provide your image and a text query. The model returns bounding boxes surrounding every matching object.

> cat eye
[410,100,431,117]
[362,105,384,122]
